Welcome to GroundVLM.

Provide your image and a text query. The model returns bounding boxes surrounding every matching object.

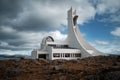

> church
[31,8,105,60]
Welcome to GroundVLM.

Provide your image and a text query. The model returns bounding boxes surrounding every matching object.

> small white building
[31,8,105,60]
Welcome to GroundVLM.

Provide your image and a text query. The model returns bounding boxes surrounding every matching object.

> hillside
[0,56,120,80]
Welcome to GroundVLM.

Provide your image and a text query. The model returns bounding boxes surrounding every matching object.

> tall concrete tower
[67,8,104,58]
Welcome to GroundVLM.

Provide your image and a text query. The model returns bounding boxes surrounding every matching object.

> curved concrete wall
[67,8,104,58]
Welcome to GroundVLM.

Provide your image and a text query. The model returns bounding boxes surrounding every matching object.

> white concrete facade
[31,8,105,60]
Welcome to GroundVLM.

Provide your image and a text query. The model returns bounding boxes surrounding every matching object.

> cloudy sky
[0,0,120,55]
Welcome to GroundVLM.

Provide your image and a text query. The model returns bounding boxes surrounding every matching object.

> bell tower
[67,8,104,58]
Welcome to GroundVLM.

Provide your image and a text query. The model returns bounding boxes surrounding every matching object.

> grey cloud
[0,0,24,24]
[0,46,30,51]
[13,15,56,32]
[8,40,27,47]
[0,40,30,51]
[0,32,19,41]
[0,0,96,33]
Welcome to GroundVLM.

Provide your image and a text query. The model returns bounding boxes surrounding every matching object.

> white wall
[31,50,38,59]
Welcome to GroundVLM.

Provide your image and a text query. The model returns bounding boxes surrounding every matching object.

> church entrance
[38,54,46,59]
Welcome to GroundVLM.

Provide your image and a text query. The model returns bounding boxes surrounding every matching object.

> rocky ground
[0,56,120,80]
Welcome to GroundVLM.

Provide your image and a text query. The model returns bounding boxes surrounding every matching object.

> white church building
[31,8,105,60]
